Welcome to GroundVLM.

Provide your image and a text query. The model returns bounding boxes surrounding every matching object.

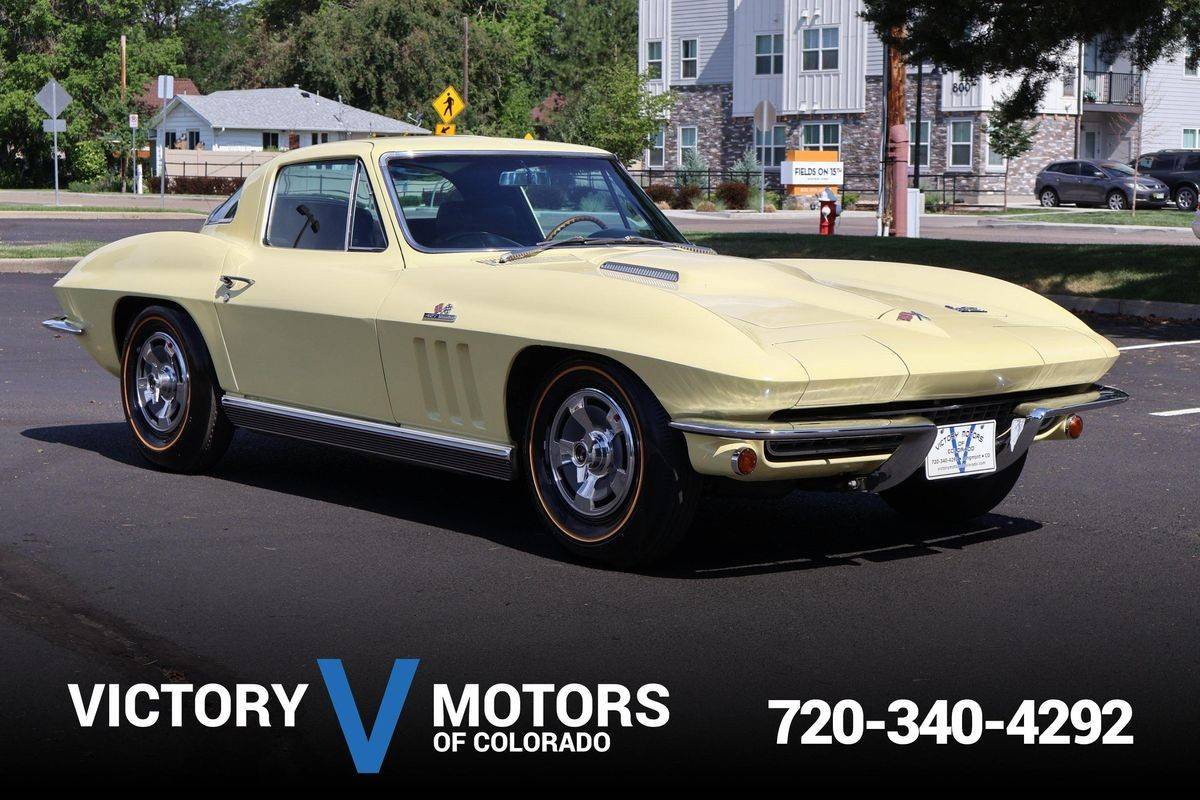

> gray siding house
[639,0,1200,195]
[151,87,426,172]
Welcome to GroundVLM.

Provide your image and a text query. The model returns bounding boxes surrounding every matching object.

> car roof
[268,134,612,167]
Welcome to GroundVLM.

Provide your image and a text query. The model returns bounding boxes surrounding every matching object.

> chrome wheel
[1107,191,1128,210]
[134,331,189,434]
[1039,189,1058,207]
[545,388,635,519]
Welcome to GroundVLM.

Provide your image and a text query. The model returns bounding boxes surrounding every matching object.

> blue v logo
[318,658,420,774]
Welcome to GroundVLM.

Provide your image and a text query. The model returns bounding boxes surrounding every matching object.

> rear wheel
[879,453,1027,523]
[1175,185,1198,212]
[524,359,699,567]
[120,305,232,472]
[1038,188,1059,207]
[1106,190,1129,210]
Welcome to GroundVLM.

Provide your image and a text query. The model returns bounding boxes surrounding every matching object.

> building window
[1185,49,1198,76]
[680,39,698,79]
[1062,64,1076,96]
[986,141,1006,171]
[802,123,840,151]
[262,131,279,150]
[187,130,200,149]
[646,40,663,80]
[908,120,930,167]
[755,34,784,75]
[648,128,665,168]
[1184,128,1198,148]
[678,126,698,163]
[756,125,787,166]
[949,121,972,168]
[801,27,839,72]
[164,131,177,149]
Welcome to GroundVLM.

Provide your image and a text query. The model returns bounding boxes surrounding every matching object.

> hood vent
[600,261,679,283]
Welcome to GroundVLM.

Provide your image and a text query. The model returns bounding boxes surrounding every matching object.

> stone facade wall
[656,75,1077,201]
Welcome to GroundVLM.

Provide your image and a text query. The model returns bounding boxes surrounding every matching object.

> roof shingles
[157,88,426,134]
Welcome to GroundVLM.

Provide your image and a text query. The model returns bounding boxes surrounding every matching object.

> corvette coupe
[44,136,1127,566]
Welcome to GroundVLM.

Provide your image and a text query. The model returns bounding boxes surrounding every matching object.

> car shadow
[22,423,1042,578]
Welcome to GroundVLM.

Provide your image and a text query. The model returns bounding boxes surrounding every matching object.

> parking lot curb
[977,218,1195,237]
[1048,293,1200,321]
[0,257,79,274]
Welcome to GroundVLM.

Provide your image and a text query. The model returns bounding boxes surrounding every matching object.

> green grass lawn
[982,209,1195,227]
[0,241,105,259]
[689,232,1200,305]
[0,203,208,214]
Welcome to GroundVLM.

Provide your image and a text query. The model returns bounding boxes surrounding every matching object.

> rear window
[206,187,242,225]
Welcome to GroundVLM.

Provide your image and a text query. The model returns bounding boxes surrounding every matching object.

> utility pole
[120,34,128,193]
[462,16,470,109]
[885,25,907,236]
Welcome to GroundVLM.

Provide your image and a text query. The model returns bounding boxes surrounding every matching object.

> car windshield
[383,154,687,251]
[1099,162,1136,177]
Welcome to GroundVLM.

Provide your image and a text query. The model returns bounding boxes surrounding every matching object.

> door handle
[218,275,255,302]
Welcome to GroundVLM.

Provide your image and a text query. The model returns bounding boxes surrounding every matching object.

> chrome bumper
[42,316,85,335]
[670,384,1129,491]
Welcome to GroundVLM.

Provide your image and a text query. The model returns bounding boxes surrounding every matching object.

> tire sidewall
[1177,186,1198,212]
[1039,189,1058,207]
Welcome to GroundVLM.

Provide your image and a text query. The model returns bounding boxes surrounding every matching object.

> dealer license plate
[924,420,997,480]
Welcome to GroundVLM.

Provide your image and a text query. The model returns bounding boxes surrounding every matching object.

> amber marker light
[1066,414,1084,439]
[732,448,758,475]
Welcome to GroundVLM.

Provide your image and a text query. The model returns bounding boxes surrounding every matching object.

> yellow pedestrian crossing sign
[435,123,456,136]
[433,86,464,124]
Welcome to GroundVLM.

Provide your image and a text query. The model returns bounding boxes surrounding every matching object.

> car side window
[350,168,387,251]
[266,159,386,251]
[1055,162,1078,176]
[207,187,242,225]
[1137,155,1156,171]
[1183,154,1200,171]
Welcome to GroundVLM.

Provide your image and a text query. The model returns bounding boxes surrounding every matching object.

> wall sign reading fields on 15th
[781,161,845,186]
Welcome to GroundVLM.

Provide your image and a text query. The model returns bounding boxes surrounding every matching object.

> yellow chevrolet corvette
[45,136,1127,566]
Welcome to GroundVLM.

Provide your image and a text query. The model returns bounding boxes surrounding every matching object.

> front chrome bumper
[42,316,85,335]
[671,384,1129,490]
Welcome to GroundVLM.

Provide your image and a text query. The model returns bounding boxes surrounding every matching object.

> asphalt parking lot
[2,272,1198,785]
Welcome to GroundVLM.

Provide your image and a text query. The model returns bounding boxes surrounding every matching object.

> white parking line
[1149,408,1200,417]
[1118,339,1200,351]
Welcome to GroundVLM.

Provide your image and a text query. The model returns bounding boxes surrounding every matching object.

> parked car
[1035,159,1171,210]
[43,136,1127,567]
[1135,150,1200,211]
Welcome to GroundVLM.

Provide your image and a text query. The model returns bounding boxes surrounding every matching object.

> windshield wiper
[498,235,711,264]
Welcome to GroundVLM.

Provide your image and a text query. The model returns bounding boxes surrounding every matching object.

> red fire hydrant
[818,188,840,235]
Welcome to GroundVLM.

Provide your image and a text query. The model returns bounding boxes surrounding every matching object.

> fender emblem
[423,302,457,323]
[946,304,987,313]
[896,310,930,322]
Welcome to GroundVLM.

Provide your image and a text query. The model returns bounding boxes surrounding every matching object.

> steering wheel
[545,215,606,240]
[442,231,522,248]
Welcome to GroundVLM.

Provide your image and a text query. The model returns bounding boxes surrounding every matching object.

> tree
[548,60,672,163]
[861,1,1200,120]
[983,112,1038,210]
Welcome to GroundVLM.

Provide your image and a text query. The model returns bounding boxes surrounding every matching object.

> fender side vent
[600,261,679,283]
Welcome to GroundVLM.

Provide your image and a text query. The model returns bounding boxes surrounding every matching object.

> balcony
[1082,71,1142,106]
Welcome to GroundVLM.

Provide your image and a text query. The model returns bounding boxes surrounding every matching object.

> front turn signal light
[732,448,758,476]
[1066,414,1084,439]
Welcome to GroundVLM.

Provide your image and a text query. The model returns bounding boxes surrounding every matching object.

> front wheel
[879,453,1027,523]
[120,305,232,472]
[1175,185,1198,212]
[524,359,700,567]
[1039,188,1059,207]
[1107,190,1129,210]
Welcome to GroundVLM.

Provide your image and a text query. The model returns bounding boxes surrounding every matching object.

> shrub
[70,140,108,183]
[762,203,777,213]
[695,200,717,212]
[730,148,763,190]
[675,148,709,188]
[714,181,750,210]
[841,191,859,209]
[157,175,245,195]
[670,184,701,209]
[645,183,674,203]
[655,200,671,210]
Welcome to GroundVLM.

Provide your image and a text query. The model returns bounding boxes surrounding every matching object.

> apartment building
[639,0,1200,194]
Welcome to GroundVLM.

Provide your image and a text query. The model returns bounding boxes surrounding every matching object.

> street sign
[523,133,534,140]
[129,113,139,129]
[42,118,66,133]
[157,74,174,100]
[435,123,456,136]
[36,78,72,118]
[753,99,777,132]
[433,85,465,124]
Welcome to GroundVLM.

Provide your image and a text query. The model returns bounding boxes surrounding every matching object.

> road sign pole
[52,92,59,207]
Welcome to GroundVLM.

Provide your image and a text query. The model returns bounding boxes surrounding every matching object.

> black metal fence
[1083,71,1142,105]
[628,168,1010,207]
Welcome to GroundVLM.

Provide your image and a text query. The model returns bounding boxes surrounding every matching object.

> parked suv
[1135,150,1200,211]
[1035,160,1171,210]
